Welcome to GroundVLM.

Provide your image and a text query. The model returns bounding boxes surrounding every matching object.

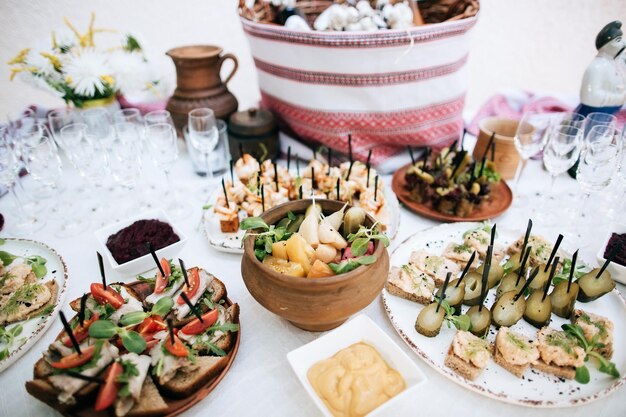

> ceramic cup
[473,117,521,180]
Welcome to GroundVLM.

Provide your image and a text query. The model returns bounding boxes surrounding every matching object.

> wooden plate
[63,281,240,417]
[391,163,513,222]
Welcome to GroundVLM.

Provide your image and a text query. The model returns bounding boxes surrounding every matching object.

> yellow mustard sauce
[307,342,405,417]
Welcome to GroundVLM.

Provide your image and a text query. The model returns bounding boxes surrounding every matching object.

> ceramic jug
[166,45,239,132]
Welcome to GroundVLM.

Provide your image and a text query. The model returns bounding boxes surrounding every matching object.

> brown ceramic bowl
[241,199,389,332]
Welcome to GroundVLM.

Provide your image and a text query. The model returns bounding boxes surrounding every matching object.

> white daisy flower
[63,49,113,97]
[108,50,148,95]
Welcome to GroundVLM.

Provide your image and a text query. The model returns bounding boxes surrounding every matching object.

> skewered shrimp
[234,153,260,184]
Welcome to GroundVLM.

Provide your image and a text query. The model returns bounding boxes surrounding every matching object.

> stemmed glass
[81,107,115,150]
[513,111,552,205]
[537,124,583,222]
[61,122,111,227]
[145,110,174,127]
[145,123,190,219]
[48,108,77,148]
[110,122,144,218]
[0,129,44,235]
[571,126,621,243]
[188,108,218,182]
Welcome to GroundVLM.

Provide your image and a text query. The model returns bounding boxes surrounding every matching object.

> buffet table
[0,139,624,417]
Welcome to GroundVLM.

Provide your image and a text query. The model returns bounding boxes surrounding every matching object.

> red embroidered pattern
[261,92,464,163]
[241,17,477,49]
[254,55,468,86]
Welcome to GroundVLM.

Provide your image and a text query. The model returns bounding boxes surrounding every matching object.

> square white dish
[94,209,187,276]
[287,314,426,417]
[596,226,626,285]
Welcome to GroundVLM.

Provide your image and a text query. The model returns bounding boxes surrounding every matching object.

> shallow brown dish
[391,163,513,222]
[57,281,240,417]
[241,199,389,332]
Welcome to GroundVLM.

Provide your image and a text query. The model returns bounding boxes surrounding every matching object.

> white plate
[0,238,68,373]
[287,314,426,417]
[202,185,401,254]
[94,209,187,276]
[596,227,626,285]
[382,222,626,408]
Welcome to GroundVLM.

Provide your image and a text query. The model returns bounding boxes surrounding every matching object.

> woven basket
[239,0,480,166]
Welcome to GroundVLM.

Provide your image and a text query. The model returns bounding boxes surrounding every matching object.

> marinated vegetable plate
[0,238,68,373]
[382,222,626,407]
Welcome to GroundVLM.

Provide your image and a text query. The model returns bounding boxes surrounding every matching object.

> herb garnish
[562,323,620,384]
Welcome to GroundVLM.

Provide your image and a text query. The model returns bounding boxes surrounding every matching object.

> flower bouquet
[8,13,167,110]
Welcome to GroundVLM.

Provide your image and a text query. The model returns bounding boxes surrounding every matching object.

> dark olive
[476,262,504,289]
[462,271,483,306]
[577,268,615,302]
[466,305,491,338]
[491,291,525,327]
[437,280,465,315]
[523,290,552,328]
[415,302,445,337]
[286,214,305,233]
[496,273,526,299]
[528,264,553,291]
[551,282,579,318]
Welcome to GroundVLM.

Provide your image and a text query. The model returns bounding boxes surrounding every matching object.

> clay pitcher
[166,45,239,132]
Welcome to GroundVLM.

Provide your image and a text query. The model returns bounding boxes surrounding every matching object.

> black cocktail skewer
[59,311,81,355]
[146,243,166,278]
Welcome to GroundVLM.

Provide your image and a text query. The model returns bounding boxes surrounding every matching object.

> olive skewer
[524,256,559,328]
[530,234,563,291]
[552,250,579,317]
[415,272,451,337]
[577,242,620,302]
[466,246,492,337]
[491,266,539,328]
[497,246,531,299]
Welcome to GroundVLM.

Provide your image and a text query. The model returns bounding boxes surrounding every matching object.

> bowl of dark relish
[596,227,626,285]
[95,209,187,276]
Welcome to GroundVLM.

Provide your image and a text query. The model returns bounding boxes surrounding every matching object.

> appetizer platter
[0,238,68,373]
[392,144,512,222]
[203,150,400,253]
[26,252,240,416]
[382,222,626,407]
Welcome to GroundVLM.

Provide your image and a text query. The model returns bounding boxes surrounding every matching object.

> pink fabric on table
[467,91,626,136]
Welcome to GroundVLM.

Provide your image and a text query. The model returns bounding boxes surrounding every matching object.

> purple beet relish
[604,233,626,267]
[106,219,179,264]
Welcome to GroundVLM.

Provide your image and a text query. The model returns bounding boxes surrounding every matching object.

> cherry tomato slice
[50,345,96,369]
[180,309,219,336]
[94,361,123,412]
[61,314,99,348]
[145,338,159,351]
[90,283,124,309]
[164,334,189,357]
[176,268,201,305]
[154,258,171,294]
[137,316,167,335]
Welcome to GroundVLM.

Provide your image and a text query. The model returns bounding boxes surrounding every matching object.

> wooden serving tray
[63,281,241,417]
[391,163,513,222]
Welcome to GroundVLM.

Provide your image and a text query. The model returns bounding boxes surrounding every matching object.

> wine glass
[145,123,190,219]
[114,108,142,124]
[62,123,111,227]
[538,125,583,219]
[107,122,145,219]
[513,111,552,204]
[81,107,114,150]
[144,110,174,127]
[188,108,218,182]
[48,108,77,148]
[0,131,44,235]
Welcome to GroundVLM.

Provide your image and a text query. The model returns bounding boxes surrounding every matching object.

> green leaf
[562,324,588,350]
[151,297,174,317]
[119,311,148,327]
[575,366,590,384]
[350,237,370,257]
[356,255,377,265]
[30,262,47,279]
[589,351,620,378]
[207,323,239,333]
[121,331,147,354]
[0,251,18,266]
[202,204,213,210]
[89,320,118,339]
[287,211,296,221]
[240,217,269,231]
[254,249,267,262]
[328,256,376,275]
[451,314,471,331]
[0,348,8,360]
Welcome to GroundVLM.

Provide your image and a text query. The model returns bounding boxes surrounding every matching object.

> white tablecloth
[0,140,624,417]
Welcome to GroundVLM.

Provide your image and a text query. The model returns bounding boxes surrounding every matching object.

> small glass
[184,119,230,176]
[188,108,219,182]
[48,108,77,148]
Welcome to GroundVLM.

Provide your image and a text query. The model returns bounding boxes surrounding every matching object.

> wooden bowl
[241,199,389,332]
